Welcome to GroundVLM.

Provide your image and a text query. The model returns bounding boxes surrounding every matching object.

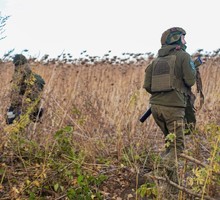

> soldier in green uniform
[6,54,45,124]
[143,27,196,195]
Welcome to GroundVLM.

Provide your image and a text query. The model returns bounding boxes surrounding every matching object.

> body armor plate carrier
[151,55,176,92]
[151,55,187,94]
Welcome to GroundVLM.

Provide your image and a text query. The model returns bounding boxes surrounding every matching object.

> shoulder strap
[196,68,204,109]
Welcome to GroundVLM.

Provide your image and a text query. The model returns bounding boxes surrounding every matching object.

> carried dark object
[139,107,152,123]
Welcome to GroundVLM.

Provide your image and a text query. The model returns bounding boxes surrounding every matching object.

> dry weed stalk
[0,58,219,199]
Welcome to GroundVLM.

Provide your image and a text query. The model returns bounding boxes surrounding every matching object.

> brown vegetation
[0,57,220,199]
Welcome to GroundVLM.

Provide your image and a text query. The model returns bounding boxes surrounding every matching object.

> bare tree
[0,13,10,41]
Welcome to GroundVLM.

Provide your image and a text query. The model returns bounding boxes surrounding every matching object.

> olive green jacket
[143,45,196,107]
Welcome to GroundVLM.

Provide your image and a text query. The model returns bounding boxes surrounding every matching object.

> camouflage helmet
[13,54,28,66]
[161,27,186,45]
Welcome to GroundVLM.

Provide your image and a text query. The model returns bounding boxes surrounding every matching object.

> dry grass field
[0,56,219,199]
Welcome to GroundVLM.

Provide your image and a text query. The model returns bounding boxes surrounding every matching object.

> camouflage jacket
[10,64,43,113]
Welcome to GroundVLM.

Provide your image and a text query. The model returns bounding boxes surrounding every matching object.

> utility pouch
[151,55,176,92]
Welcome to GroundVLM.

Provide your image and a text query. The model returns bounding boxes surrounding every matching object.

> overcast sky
[0,0,220,59]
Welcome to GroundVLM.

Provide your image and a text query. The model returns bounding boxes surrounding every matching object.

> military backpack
[33,73,45,91]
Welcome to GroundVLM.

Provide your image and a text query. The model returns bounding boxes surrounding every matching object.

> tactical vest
[151,55,187,94]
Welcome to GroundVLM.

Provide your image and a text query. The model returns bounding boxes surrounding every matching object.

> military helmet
[161,27,186,45]
[13,54,28,66]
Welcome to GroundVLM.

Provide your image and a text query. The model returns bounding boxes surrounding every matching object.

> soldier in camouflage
[143,27,196,195]
[6,54,45,124]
